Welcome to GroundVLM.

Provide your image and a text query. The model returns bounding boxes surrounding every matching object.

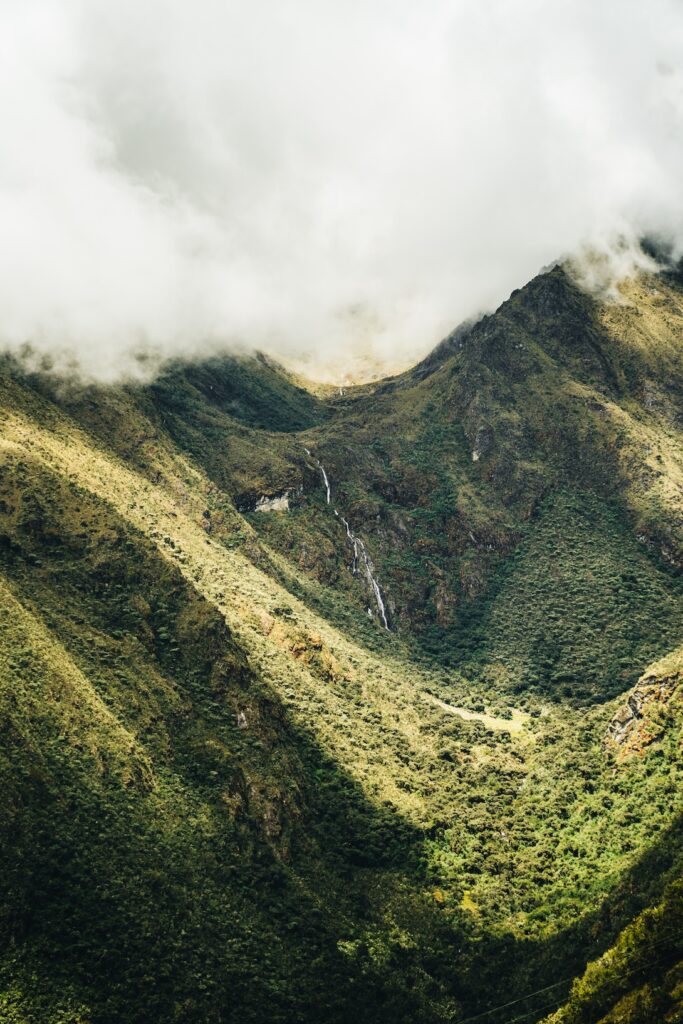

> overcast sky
[2,0,683,380]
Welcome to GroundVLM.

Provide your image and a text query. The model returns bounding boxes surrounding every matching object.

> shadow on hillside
[456,811,683,1023]
[0,361,680,1024]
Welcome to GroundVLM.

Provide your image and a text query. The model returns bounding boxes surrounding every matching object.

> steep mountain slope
[0,263,681,1023]
[246,268,683,698]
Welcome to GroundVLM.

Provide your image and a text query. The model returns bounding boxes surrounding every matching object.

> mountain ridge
[0,262,681,1022]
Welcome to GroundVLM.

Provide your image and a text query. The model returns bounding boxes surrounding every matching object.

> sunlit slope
[29,266,683,705]
[541,882,682,1024]
[194,268,683,702]
[0,263,681,1023]
[0,437,370,1022]
[539,647,683,1024]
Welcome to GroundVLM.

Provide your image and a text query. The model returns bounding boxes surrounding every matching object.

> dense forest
[0,264,681,1023]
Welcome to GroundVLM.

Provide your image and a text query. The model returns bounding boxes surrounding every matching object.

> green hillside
[0,264,681,1023]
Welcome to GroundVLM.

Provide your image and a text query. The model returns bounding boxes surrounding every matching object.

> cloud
[2,0,683,380]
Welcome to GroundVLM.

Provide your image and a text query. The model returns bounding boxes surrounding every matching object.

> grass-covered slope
[0,263,681,1023]
[239,267,683,702]
[542,879,683,1024]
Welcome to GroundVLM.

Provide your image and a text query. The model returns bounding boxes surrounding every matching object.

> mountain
[0,263,681,1024]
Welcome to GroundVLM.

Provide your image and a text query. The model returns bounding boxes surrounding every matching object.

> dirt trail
[427,694,528,735]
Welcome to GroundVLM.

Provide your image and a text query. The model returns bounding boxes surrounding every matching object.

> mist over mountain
[0,258,682,1023]
[3,1,683,378]
[2,5,683,1023]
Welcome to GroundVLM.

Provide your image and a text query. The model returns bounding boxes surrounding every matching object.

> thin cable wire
[501,948,682,1024]
[452,928,683,1024]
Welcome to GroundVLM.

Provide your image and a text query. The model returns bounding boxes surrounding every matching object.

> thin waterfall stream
[304,448,390,629]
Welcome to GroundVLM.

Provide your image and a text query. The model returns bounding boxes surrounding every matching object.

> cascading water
[320,465,331,505]
[355,538,390,629]
[340,516,359,572]
[304,448,389,629]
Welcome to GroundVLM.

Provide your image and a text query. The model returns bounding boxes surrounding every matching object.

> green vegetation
[455,490,683,702]
[0,264,681,1022]
[545,878,683,1024]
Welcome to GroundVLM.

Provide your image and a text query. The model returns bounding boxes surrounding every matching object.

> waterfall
[304,448,390,629]
[355,537,390,629]
[340,516,359,572]
[319,465,331,505]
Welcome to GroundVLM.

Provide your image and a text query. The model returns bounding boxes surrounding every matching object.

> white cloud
[2,0,683,380]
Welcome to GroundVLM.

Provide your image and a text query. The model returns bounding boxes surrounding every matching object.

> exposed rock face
[254,491,291,512]
[469,422,494,463]
[607,674,678,754]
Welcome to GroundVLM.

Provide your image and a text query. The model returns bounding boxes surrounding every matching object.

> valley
[0,264,681,1023]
